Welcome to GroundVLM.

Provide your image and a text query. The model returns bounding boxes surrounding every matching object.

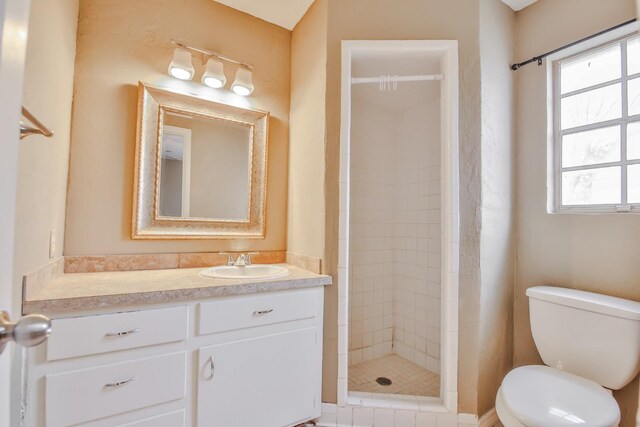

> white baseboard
[479,408,501,427]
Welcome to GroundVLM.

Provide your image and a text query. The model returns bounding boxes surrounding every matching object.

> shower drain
[375,377,392,386]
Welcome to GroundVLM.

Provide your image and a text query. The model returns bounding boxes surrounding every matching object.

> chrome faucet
[220,252,235,266]
[219,252,258,267]
[234,254,249,267]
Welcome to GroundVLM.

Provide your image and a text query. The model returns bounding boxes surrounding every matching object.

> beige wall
[288,0,327,261]
[289,0,330,398]
[65,0,290,255]
[514,0,639,425]
[319,0,485,411]
[14,0,79,309]
[477,0,516,415]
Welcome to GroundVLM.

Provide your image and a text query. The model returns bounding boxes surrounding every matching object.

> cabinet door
[197,327,318,427]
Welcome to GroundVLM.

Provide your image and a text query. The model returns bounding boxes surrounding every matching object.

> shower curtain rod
[351,74,444,84]
[511,18,637,71]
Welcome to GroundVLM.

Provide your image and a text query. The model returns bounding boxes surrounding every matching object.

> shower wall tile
[349,95,441,373]
[349,101,395,363]
[392,103,441,373]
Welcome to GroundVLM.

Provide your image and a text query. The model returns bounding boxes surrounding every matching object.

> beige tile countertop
[23,264,332,314]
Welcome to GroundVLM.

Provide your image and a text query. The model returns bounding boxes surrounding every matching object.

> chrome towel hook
[20,107,53,140]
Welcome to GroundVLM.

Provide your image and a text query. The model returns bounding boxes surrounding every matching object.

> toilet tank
[527,286,640,390]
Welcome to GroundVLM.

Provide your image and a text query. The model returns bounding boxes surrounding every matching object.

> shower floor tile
[348,353,440,397]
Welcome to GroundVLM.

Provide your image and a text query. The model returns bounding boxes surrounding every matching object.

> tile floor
[348,353,440,397]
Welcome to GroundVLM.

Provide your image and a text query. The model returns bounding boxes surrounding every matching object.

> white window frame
[548,22,640,214]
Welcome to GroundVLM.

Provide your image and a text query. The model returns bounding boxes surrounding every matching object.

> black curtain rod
[511,18,638,71]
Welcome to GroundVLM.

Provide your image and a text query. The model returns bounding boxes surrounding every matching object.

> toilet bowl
[496,286,640,427]
[496,366,620,427]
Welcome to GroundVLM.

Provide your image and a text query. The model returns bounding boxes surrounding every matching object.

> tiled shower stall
[348,71,442,397]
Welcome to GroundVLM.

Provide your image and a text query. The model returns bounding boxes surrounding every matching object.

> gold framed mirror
[132,83,268,239]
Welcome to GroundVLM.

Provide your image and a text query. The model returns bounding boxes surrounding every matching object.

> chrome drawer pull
[252,309,274,316]
[105,328,140,337]
[105,377,137,388]
[207,355,215,380]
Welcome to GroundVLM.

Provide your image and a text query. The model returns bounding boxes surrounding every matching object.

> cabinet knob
[0,311,52,355]
[253,309,274,316]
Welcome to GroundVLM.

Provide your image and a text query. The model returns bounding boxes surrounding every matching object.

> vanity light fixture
[169,40,255,96]
[202,57,227,89]
[168,47,195,80]
[231,67,254,96]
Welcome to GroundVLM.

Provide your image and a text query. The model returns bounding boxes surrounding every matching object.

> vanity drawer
[198,289,317,335]
[45,352,187,427]
[47,306,189,361]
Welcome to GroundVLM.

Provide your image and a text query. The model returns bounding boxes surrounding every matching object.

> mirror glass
[158,110,252,221]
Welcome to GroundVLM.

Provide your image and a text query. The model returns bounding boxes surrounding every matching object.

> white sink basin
[200,264,289,280]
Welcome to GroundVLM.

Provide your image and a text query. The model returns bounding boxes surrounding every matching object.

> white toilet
[496,286,640,427]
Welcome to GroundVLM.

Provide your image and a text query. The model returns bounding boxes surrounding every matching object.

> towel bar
[20,107,53,140]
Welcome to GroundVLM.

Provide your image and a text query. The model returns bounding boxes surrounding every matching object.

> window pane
[562,167,621,205]
[561,44,621,94]
[628,37,640,76]
[562,126,620,167]
[561,84,621,130]
[628,78,640,117]
[629,164,640,204]
[628,121,640,160]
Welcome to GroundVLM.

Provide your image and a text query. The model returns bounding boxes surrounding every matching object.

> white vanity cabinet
[26,306,191,427]
[24,286,325,427]
[196,289,323,427]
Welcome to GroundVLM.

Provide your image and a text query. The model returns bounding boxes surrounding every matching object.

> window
[552,33,640,213]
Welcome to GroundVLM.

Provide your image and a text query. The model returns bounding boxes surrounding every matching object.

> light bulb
[232,85,252,96]
[203,76,225,88]
[170,67,192,80]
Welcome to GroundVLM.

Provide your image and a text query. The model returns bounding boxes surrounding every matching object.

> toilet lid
[500,365,620,427]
